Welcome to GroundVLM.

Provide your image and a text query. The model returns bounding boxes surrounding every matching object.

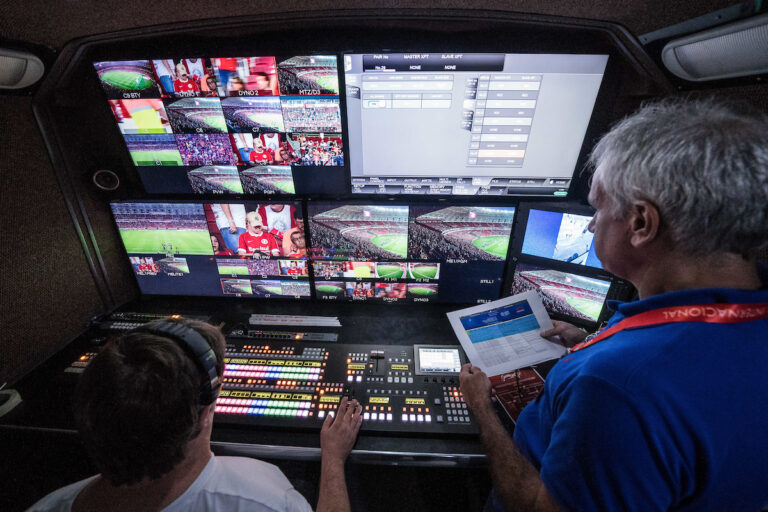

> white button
[409,414,416,422]
[417,414,424,422]
[394,377,400,383]
[363,412,370,420]
[386,413,393,421]
[328,411,335,418]
[387,377,392,383]
[347,376,353,382]
[425,415,432,422]
[356,376,362,382]
[401,414,408,422]
[319,411,326,418]
[408,377,413,383]
[378,413,385,421]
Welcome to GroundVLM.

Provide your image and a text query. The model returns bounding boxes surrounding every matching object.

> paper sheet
[447,290,565,377]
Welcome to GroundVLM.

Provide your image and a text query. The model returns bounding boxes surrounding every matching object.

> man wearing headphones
[28,317,362,511]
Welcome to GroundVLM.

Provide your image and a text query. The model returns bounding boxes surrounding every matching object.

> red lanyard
[570,302,768,353]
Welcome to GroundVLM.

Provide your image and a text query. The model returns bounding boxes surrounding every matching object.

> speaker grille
[674,23,768,79]
[0,55,28,86]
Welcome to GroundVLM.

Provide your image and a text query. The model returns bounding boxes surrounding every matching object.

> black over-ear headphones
[137,321,220,405]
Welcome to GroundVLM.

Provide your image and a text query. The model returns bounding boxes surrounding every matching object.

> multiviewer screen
[344,53,608,196]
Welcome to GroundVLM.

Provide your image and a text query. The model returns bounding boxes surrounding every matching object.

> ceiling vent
[662,13,768,81]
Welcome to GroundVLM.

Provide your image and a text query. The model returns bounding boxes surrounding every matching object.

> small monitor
[521,208,602,268]
[510,262,611,325]
[414,345,464,375]
[344,52,608,196]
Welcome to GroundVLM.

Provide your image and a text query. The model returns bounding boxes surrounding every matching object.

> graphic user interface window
[344,53,607,196]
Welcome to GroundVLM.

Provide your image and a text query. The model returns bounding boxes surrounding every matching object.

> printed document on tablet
[447,290,565,377]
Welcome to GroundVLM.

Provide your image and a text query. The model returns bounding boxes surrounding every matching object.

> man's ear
[199,403,215,430]
[628,200,661,248]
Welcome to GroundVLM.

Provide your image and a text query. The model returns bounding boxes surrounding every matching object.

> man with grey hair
[461,99,768,512]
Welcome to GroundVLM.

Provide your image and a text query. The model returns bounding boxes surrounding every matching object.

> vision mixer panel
[216,338,477,436]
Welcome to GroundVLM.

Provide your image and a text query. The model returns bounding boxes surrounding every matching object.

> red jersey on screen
[217,58,238,71]
[239,231,278,255]
[286,267,302,275]
[249,149,274,163]
[174,79,200,93]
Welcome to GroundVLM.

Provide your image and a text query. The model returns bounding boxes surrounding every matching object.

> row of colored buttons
[225,371,321,380]
[217,398,313,409]
[215,406,311,417]
[225,365,321,373]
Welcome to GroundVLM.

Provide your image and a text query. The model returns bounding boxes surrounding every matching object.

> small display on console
[414,345,464,375]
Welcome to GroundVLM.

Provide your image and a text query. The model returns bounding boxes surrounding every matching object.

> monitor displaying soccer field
[111,200,309,298]
[344,52,608,196]
[95,55,343,195]
[307,202,515,304]
[510,262,610,324]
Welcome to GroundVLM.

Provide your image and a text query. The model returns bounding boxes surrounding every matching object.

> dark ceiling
[0,0,740,50]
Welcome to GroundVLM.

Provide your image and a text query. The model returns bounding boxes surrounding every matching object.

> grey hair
[588,98,768,257]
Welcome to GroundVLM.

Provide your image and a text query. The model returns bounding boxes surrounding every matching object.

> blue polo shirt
[513,287,768,512]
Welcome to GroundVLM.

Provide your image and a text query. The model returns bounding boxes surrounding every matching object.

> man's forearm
[473,401,560,512]
[316,457,350,512]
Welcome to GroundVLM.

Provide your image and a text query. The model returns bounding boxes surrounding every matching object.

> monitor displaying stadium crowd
[308,203,517,304]
[95,57,344,196]
[111,201,309,298]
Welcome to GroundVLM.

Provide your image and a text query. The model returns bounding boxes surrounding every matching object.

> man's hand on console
[540,320,588,348]
[459,363,493,413]
[317,397,362,512]
[320,397,362,465]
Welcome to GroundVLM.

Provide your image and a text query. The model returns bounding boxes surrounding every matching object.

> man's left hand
[460,363,493,412]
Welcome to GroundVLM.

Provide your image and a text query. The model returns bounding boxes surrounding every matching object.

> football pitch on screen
[120,230,213,255]
[567,296,603,321]
[204,116,227,132]
[275,180,295,193]
[316,75,339,93]
[218,265,249,275]
[409,265,438,279]
[221,180,244,193]
[473,235,509,259]
[409,286,437,296]
[316,284,343,293]
[130,149,183,166]
[371,234,407,258]
[376,265,405,279]
[101,71,154,90]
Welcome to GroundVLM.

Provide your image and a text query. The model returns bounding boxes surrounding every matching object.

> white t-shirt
[211,203,247,231]
[26,455,312,512]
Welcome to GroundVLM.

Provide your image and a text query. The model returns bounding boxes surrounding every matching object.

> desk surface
[2,298,528,467]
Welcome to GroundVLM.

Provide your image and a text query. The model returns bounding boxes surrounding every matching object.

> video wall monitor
[343,53,608,196]
[510,262,611,325]
[94,56,343,196]
[111,200,309,298]
[307,202,515,304]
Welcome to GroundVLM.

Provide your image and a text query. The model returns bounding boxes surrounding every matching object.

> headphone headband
[137,321,220,405]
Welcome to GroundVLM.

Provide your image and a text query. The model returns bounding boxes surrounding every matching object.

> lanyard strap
[570,302,768,353]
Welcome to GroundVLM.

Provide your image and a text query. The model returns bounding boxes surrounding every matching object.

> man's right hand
[540,320,588,348]
[228,219,238,233]
[320,397,362,464]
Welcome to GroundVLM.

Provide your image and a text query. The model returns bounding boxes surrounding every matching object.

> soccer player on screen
[238,211,279,258]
